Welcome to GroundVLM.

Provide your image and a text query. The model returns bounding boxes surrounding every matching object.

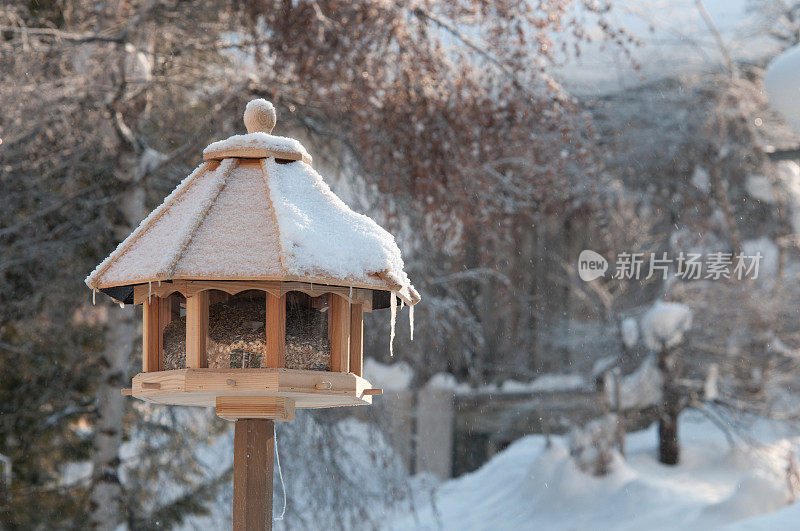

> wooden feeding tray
[125,368,381,421]
[118,278,385,421]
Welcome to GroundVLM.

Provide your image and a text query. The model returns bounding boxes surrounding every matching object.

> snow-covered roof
[86,99,419,305]
[203,132,312,164]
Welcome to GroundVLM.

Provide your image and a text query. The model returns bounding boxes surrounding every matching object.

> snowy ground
[172,407,800,530]
[392,411,800,530]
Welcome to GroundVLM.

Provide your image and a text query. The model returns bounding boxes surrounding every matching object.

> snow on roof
[264,158,412,290]
[86,100,419,305]
[203,99,312,163]
[203,132,312,164]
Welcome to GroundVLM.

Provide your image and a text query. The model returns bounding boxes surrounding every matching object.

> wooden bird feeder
[86,98,419,529]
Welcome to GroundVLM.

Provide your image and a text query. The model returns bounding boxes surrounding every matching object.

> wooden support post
[186,291,209,368]
[265,292,286,368]
[142,297,168,372]
[329,295,350,373]
[349,303,363,377]
[233,419,274,531]
[217,396,295,422]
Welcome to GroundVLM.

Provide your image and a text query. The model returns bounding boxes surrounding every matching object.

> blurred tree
[749,0,800,46]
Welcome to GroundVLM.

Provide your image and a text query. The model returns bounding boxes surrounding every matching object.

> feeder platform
[123,368,381,421]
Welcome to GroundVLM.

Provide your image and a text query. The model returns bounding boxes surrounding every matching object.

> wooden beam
[133,280,372,310]
[233,419,274,531]
[142,297,162,372]
[349,303,364,377]
[328,295,350,373]
[217,396,295,422]
[186,291,209,368]
[264,292,286,368]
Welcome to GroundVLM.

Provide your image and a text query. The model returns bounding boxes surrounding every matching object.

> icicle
[389,291,397,357]
[148,281,152,302]
[409,304,414,341]
[157,279,161,287]
[92,289,96,306]
[274,424,287,521]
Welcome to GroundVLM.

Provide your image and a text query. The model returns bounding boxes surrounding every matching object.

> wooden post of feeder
[142,295,171,372]
[264,292,286,368]
[233,418,274,530]
[186,291,209,368]
[329,294,350,373]
[142,298,160,372]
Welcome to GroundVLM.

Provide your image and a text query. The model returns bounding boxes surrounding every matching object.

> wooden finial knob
[243,99,276,134]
